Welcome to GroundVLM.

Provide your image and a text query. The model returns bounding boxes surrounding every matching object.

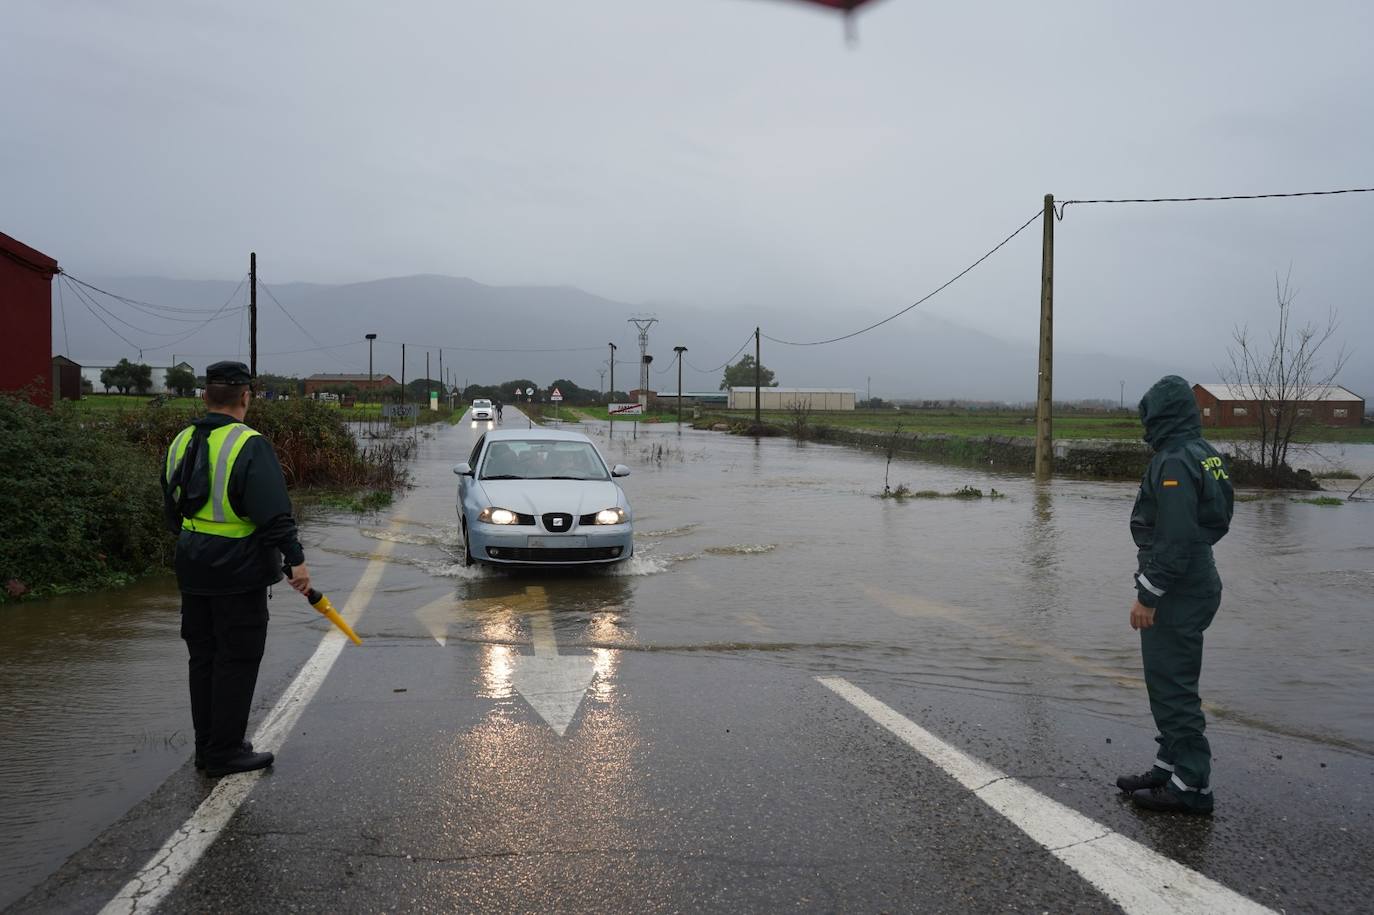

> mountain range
[56,273,1224,403]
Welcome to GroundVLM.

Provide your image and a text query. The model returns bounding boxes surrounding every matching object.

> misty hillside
[58,273,1231,403]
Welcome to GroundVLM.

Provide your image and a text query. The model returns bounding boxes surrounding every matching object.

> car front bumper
[469,523,633,566]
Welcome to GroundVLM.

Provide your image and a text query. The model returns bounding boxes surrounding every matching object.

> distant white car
[453,428,633,566]
[471,399,494,421]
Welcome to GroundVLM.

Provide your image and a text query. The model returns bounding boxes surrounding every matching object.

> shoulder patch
[1162,479,1180,488]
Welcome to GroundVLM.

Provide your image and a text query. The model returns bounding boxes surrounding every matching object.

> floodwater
[3,415,1372,907]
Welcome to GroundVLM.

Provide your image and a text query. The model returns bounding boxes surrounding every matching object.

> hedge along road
[6,410,1374,913]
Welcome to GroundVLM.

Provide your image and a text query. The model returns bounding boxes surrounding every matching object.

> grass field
[73,395,452,425]
[709,409,1374,444]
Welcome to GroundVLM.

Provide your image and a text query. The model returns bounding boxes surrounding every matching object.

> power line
[65,277,228,338]
[256,275,368,372]
[653,350,680,375]
[59,272,236,314]
[375,336,607,354]
[56,277,70,356]
[63,275,142,354]
[142,276,249,354]
[685,331,756,375]
[763,208,1042,347]
[1058,186,1374,213]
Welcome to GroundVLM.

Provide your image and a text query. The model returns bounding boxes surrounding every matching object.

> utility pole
[608,342,617,435]
[754,327,762,426]
[674,346,687,429]
[425,351,431,410]
[1034,194,1055,480]
[249,252,257,380]
[401,343,406,406]
[597,366,606,393]
[439,349,444,402]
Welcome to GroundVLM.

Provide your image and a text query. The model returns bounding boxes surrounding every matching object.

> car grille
[486,546,624,562]
[542,512,575,532]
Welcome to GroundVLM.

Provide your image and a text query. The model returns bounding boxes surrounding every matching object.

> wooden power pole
[754,327,761,426]
[249,251,257,379]
[1034,194,1055,479]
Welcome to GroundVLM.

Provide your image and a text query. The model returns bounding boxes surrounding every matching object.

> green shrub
[1,397,171,601]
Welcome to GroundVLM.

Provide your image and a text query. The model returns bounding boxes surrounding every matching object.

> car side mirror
[611,464,631,478]
[453,462,473,476]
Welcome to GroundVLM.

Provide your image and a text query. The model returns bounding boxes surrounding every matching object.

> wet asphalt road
[7,410,1374,913]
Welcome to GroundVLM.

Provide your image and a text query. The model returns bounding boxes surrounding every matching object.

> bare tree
[1222,272,1348,484]
[785,398,814,440]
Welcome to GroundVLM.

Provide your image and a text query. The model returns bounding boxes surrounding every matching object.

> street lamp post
[673,346,687,430]
[365,333,378,432]
[1120,379,1125,411]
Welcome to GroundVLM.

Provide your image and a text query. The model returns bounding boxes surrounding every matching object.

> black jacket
[1129,376,1234,607]
[162,412,305,595]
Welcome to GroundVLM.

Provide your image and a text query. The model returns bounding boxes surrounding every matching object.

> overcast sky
[3,0,1371,392]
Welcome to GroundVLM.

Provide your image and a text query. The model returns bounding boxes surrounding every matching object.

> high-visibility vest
[165,423,262,538]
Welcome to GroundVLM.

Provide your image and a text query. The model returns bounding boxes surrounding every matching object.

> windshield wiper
[482,474,525,480]
[543,475,592,480]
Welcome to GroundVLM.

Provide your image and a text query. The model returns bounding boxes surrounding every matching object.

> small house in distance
[51,356,82,401]
[1192,383,1365,428]
[304,373,398,396]
[728,387,856,411]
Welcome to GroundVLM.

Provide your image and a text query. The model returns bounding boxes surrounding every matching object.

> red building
[1193,383,1366,428]
[0,231,60,405]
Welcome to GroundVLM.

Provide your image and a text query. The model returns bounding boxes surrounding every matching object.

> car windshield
[480,440,609,481]
[473,400,492,408]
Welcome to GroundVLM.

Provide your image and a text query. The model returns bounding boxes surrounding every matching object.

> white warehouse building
[727,387,857,411]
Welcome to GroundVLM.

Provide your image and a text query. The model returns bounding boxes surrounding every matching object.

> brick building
[1192,383,1365,428]
[304,373,398,396]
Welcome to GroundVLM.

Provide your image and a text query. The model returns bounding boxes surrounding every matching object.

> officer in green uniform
[1117,375,1233,814]
[162,361,310,777]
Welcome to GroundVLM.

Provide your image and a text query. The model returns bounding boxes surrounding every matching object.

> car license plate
[527,536,586,548]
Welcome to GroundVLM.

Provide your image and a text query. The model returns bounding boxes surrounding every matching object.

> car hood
[477,479,626,516]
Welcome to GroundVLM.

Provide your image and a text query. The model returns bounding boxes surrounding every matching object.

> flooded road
[5,411,1373,912]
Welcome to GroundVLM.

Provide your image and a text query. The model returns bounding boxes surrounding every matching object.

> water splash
[704,544,778,556]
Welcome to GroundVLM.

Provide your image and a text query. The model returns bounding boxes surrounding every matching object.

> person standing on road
[162,361,311,778]
[1118,375,1234,814]
[495,399,504,423]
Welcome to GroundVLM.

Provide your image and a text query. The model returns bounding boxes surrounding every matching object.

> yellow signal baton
[306,588,363,646]
[285,565,362,646]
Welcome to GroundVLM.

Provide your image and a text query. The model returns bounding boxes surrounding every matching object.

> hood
[1138,375,1202,449]
[477,479,625,517]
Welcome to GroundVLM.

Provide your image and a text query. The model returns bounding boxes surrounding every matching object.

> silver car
[453,429,633,567]
[470,399,495,421]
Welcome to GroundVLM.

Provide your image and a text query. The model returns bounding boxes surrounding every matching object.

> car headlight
[479,507,520,525]
[594,507,627,525]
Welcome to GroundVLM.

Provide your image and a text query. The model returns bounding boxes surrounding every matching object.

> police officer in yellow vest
[162,361,310,777]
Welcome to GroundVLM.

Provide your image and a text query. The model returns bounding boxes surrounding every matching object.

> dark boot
[1130,784,1213,815]
[1116,767,1170,793]
[195,740,253,770]
[204,749,275,778]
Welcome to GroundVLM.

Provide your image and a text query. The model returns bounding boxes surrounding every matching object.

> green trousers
[1141,590,1220,792]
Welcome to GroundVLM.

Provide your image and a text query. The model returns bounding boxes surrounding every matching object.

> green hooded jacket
[1130,375,1234,607]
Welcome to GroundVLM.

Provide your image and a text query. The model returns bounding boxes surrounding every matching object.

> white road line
[100,539,396,915]
[817,677,1275,915]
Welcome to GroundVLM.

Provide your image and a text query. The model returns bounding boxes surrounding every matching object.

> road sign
[382,404,418,418]
[551,388,563,402]
[525,387,534,396]
[609,402,644,416]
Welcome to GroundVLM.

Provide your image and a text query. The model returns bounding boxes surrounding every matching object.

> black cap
[206,360,251,385]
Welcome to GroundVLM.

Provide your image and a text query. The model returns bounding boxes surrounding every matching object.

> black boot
[195,740,253,770]
[1130,784,1213,815]
[204,749,274,778]
[1116,767,1170,793]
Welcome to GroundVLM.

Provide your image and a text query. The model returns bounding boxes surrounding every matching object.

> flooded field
[3,415,1372,908]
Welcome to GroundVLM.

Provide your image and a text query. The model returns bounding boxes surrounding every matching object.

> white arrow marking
[510,603,595,737]
[415,595,456,646]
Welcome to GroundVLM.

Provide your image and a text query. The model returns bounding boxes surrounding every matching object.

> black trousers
[180,588,269,762]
